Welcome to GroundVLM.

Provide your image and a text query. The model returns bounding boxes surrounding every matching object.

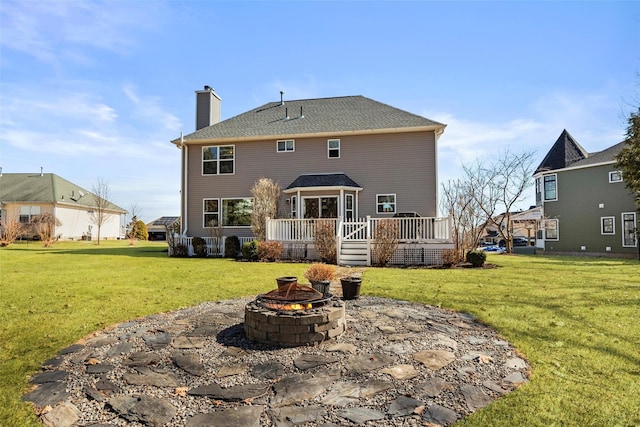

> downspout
[181,133,188,236]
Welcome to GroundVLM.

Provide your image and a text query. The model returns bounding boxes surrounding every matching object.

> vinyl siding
[184,130,437,237]
[543,164,637,255]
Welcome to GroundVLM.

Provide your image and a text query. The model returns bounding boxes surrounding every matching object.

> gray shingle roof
[570,141,626,168]
[285,173,362,191]
[180,95,445,142]
[0,173,126,212]
[535,129,588,173]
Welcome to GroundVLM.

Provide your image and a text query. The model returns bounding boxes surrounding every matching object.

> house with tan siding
[171,86,453,265]
[0,171,126,241]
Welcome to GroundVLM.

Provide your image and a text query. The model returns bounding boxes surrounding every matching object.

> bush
[466,250,487,267]
[224,236,241,258]
[192,236,207,257]
[257,241,283,262]
[172,244,189,257]
[442,249,462,267]
[242,240,260,261]
[313,220,337,264]
[372,219,399,267]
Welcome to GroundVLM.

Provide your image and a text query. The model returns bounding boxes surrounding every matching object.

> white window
[543,174,557,201]
[19,206,41,223]
[545,218,558,240]
[203,199,219,227]
[609,171,623,183]
[277,140,295,153]
[601,217,615,235]
[290,196,297,218]
[345,194,354,220]
[622,212,637,247]
[221,198,253,227]
[376,194,396,214]
[203,145,235,175]
[328,139,340,158]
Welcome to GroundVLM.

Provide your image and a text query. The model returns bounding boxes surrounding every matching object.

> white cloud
[123,84,182,132]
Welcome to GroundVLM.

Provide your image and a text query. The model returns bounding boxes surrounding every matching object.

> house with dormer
[171,87,453,265]
[534,130,638,258]
[0,172,126,241]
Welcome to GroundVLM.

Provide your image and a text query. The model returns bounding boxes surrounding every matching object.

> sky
[1,1,639,222]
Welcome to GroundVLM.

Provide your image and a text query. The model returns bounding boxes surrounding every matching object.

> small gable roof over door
[284,173,362,193]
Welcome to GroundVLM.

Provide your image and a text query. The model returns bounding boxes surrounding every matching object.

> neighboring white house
[0,172,127,240]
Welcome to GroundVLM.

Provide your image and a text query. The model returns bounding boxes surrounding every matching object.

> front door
[303,197,338,218]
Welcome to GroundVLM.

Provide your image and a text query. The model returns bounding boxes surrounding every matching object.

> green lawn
[1,241,639,426]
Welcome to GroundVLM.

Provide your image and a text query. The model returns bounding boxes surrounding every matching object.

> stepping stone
[108,395,176,426]
[426,321,458,335]
[217,363,248,378]
[30,370,67,384]
[124,351,161,366]
[321,381,361,406]
[186,405,264,427]
[379,308,408,319]
[423,404,459,425]
[338,407,385,423]
[95,379,118,393]
[187,325,220,336]
[123,367,180,387]
[171,351,206,376]
[86,364,114,374]
[221,346,247,357]
[461,384,493,411]
[388,395,424,416]
[413,350,456,370]
[387,333,419,342]
[23,381,69,407]
[382,342,413,355]
[377,325,397,334]
[41,402,80,427]
[58,344,85,355]
[506,357,528,370]
[381,364,419,380]
[251,361,285,379]
[104,342,133,357]
[503,372,527,385]
[482,380,508,394]
[271,372,339,407]
[359,379,393,398]
[467,336,487,345]
[416,377,452,397]
[294,354,337,370]
[85,336,118,348]
[347,353,394,374]
[269,405,327,425]
[324,343,356,353]
[188,383,270,402]
[432,333,458,350]
[143,332,172,349]
[172,336,205,349]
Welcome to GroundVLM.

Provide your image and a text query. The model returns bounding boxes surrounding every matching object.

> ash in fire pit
[244,280,346,347]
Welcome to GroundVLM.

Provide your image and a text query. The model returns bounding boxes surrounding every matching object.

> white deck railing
[266,216,452,243]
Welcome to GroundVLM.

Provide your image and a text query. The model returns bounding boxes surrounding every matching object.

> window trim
[19,205,41,223]
[600,216,615,235]
[290,195,297,219]
[328,139,340,159]
[221,197,253,227]
[622,212,638,247]
[609,170,623,183]
[203,198,220,228]
[202,145,235,176]
[277,139,295,153]
[376,194,396,214]
[543,174,557,202]
[345,194,354,220]
[544,218,559,241]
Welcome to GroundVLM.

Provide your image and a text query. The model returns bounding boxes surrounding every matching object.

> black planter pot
[276,276,297,289]
[340,277,362,300]
[310,280,331,297]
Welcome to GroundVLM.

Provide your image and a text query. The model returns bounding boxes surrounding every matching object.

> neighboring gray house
[533,130,638,258]
[0,172,127,241]
[171,86,453,265]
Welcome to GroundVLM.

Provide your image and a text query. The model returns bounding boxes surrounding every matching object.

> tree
[250,177,281,241]
[440,178,485,262]
[31,213,62,247]
[90,178,112,245]
[615,106,640,260]
[126,216,148,242]
[461,149,536,254]
[616,106,640,205]
[0,211,25,247]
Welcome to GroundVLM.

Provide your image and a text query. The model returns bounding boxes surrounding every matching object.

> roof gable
[0,173,126,212]
[535,129,588,173]
[180,95,445,142]
[285,173,362,191]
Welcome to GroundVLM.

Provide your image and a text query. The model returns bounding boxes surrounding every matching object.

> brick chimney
[195,85,221,130]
